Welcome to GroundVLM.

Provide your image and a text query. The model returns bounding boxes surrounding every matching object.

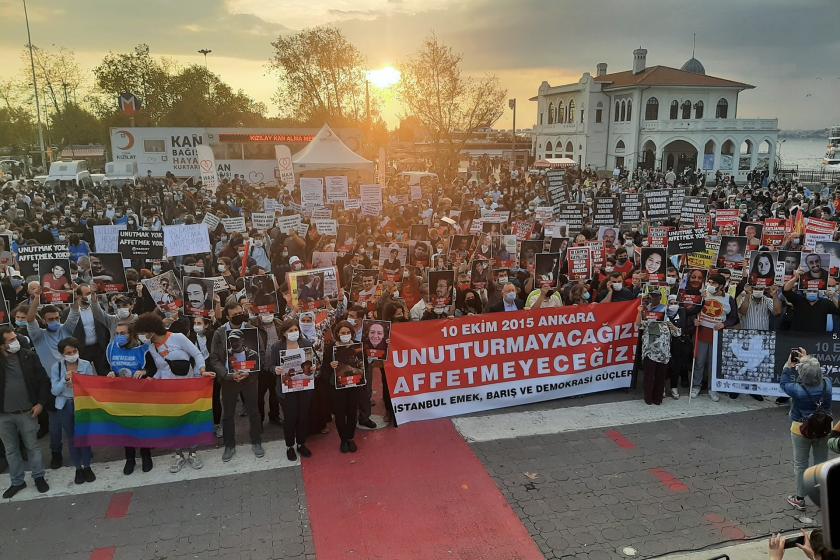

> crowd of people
[0,159,838,506]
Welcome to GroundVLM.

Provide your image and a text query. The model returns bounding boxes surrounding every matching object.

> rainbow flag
[73,376,215,449]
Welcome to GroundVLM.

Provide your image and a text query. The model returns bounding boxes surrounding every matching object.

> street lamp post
[509,98,517,170]
[198,49,212,100]
[23,0,46,170]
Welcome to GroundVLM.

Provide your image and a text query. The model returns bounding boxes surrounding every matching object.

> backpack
[800,379,833,439]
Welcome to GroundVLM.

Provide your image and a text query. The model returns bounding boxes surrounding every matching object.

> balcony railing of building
[640,118,778,133]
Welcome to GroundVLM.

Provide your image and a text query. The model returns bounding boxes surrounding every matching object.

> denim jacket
[780,367,832,422]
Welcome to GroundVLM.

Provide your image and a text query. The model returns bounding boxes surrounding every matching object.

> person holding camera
[780,347,833,511]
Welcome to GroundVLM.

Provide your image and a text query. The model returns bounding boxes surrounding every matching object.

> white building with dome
[530,48,779,179]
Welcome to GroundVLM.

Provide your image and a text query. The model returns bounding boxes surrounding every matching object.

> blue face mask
[11,279,22,289]
[582,291,591,301]
[114,334,129,347]
[14,320,27,328]
[46,321,61,332]
[806,292,819,302]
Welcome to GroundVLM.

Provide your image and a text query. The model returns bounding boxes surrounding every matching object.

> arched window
[758,140,771,154]
[595,101,603,123]
[645,97,659,120]
[626,99,632,121]
[620,100,626,122]
[565,141,574,157]
[557,101,565,123]
[716,98,728,118]
[703,140,716,170]
[694,100,704,119]
[739,139,753,170]
[681,100,691,119]
[567,100,575,123]
[615,140,626,153]
[547,103,554,124]
[615,101,620,121]
[669,100,679,120]
[545,141,553,153]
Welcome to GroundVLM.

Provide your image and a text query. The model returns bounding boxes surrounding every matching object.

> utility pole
[509,98,517,170]
[198,49,212,101]
[23,0,46,169]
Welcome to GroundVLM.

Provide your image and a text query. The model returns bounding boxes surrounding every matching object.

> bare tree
[268,26,367,122]
[399,35,507,179]
[19,44,84,113]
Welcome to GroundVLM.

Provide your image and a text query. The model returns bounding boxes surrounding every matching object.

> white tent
[292,124,374,175]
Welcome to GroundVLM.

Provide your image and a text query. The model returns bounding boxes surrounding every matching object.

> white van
[45,160,93,188]
[103,161,139,188]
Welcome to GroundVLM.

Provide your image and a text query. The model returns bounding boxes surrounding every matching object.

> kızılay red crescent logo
[116,130,134,150]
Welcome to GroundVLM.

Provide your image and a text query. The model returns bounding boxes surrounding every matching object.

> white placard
[325,176,349,204]
[313,219,338,235]
[251,212,275,231]
[196,145,219,192]
[93,224,126,253]
[410,184,422,201]
[344,199,361,210]
[300,178,325,207]
[222,216,247,233]
[163,224,212,257]
[202,212,220,231]
[277,214,302,234]
[275,145,295,188]
[311,207,332,219]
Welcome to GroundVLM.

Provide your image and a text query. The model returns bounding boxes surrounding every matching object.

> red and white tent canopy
[533,158,576,169]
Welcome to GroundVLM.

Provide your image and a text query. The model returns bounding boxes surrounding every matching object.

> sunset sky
[1,0,838,130]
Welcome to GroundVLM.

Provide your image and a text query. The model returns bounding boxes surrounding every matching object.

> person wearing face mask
[186,317,221,438]
[0,327,51,498]
[4,269,28,308]
[323,321,364,453]
[636,294,681,406]
[49,338,97,484]
[66,283,111,376]
[664,295,691,399]
[783,270,840,333]
[248,233,271,270]
[89,292,136,340]
[345,306,377,429]
[489,283,524,312]
[253,309,282,427]
[691,274,739,400]
[266,320,315,461]
[206,302,264,462]
[600,272,635,303]
[106,321,157,473]
[613,247,634,286]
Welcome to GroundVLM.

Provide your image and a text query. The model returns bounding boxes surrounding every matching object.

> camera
[803,457,840,548]
[791,349,801,363]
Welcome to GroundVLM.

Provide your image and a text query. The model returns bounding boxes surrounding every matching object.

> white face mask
[286,331,300,342]
[260,313,274,324]
[612,282,623,291]
[193,325,205,334]
[667,304,679,315]
[116,308,131,319]
[705,283,717,294]
[64,353,79,363]
[665,276,677,285]
[138,334,150,344]
[6,340,21,354]
[339,334,352,344]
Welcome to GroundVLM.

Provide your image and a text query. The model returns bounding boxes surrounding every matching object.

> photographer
[780,348,833,511]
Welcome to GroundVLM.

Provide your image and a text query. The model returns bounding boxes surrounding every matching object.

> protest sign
[567,246,592,280]
[196,145,219,192]
[713,329,840,398]
[287,267,338,311]
[799,252,831,290]
[714,209,740,235]
[277,348,317,393]
[344,198,361,210]
[746,251,778,287]
[300,178,325,207]
[680,196,708,224]
[804,217,837,251]
[221,217,247,234]
[336,225,357,253]
[593,197,617,227]
[226,327,261,373]
[640,248,666,284]
[554,204,585,234]
[244,275,279,314]
[360,184,383,215]
[385,301,638,425]
[311,207,332,219]
[677,269,707,306]
[250,212,275,231]
[277,214,302,234]
[325,176,349,203]
[312,219,338,236]
[141,271,182,313]
[362,319,391,360]
[647,226,671,249]
[409,184,422,201]
[667,228,707,255]
[93,224,127,253]
[668,188,688,217]
[334,342,366,389]
[17,243,71,278]
[163,224,211,257]
[202,212,221,231]
[619,193,643,223]
[761,218,787,249]
[687,240,719,270]
[644,189,671,222]
[183,277,215,318]
[39,258,73,303]
[86,253,128,293]
[545,170,569,205]
[118,230,164,262]
[275,145,295,188]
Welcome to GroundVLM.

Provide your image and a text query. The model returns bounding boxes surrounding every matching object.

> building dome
[680,57,705,74]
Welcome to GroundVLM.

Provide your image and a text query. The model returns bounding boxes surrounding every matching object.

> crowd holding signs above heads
[1,158,840,499]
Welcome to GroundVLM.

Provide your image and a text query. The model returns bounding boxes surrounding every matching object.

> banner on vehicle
[385,301,639,425]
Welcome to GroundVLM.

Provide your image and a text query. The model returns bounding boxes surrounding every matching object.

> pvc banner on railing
[712,329,840,398]
[385,301,639,425]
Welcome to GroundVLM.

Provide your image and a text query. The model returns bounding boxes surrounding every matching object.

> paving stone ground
[470,406,816,560]
[0,468,313,560]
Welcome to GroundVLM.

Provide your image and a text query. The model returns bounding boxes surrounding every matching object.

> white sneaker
[186,452,203,470]
[690,387,700,398]
[709,391,720,402]
[671,388,680,400]
[169,453,186,473]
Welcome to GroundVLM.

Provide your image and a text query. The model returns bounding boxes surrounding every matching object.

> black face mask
[230,313,248,326]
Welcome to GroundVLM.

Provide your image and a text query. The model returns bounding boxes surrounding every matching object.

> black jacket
[488,298,524,312]
[0,348,50,412]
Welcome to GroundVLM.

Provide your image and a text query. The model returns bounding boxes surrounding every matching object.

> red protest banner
[385,301,639,425]
[761,218,787,249]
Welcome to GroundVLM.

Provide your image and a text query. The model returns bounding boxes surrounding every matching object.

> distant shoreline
[780,129,832,140]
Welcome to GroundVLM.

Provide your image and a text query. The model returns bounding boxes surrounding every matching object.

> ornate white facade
[530,48,779,179]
